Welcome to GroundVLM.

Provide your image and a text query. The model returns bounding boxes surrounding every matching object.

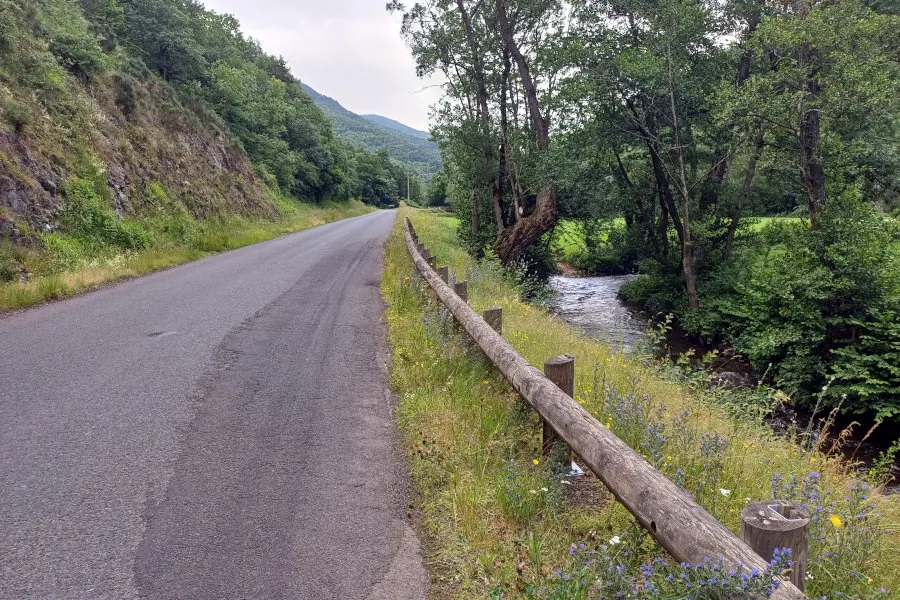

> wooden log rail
[403,217,807,600]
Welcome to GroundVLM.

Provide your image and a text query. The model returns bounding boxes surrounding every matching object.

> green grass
[382,207,900,599]
[747,216,804,232]
[0,198,374,312]
[549,218,625,266]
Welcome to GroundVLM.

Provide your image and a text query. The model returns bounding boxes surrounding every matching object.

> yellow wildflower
[533,459,540,466]
[830,515,843,528]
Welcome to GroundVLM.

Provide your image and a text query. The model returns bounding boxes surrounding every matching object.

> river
[550,275,649,351]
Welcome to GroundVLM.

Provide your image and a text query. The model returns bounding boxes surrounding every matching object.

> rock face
[0,77,275,231]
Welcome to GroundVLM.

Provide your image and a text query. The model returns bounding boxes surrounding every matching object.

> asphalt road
[0,210,427,599]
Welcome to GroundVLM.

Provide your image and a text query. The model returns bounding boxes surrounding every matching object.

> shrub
[45,0,109,80]
[719,198,900,418]
[1,98,34,133]
[61,177,152,250]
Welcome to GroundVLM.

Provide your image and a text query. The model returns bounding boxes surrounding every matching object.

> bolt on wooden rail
[403,217,809,600]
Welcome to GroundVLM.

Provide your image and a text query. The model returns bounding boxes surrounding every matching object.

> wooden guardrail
[404,217,808,600]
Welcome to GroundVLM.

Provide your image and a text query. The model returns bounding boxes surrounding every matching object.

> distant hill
[361,114,430,141]
[300,84,441,180]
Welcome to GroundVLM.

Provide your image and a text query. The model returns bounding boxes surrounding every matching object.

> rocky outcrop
[0,75,276,232]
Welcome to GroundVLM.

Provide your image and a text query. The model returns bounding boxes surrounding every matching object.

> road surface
[0,210,427,599]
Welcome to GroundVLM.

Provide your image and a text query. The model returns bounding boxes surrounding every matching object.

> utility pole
[407,172,410,204]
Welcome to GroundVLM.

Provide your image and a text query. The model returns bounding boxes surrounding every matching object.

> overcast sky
[199,0,440,131]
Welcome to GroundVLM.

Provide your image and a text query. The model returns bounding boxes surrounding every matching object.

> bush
[719,198,900,418]
[2,98,34,132]
[61,178,152,250]
[45,0,110,80]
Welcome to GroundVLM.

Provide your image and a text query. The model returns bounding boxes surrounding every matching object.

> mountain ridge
[300,84,441,180]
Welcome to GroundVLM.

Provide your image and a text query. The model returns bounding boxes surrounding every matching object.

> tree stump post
[483,307,503,335]
[543,355,574,460]
[740,501,810,591]
[453,281,468,303]
[437,266,449,283]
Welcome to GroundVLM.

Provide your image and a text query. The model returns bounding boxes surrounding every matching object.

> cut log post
[483,307,503,335]
[741,501,810,591]
[453,280,468,303]
[437,266,449,284]
[543,355,574,460]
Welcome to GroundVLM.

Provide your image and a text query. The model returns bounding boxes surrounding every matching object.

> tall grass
[382,207,899,599]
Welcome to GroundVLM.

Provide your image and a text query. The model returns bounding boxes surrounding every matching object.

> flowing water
[550,275,649,351]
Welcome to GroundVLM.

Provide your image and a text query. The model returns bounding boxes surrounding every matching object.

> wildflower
[719,488,732,497]
[540,487,548,492]
[481,380,489,385]
[609,536,621,545]
[533,459,540,466]
[830,514,843,528]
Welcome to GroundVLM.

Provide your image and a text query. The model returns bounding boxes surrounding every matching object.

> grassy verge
[0,197,374,312]
[382,207,899,599]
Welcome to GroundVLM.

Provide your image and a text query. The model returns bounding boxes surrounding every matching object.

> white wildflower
[609,536,622,545]
[719,488,732,497]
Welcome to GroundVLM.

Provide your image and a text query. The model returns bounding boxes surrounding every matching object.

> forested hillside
[391,0,900,420]
[0,0,425,227]
[361,114,430,141]
[301,83,441,180]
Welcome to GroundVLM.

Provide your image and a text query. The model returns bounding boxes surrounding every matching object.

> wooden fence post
[437,266,449,283]
[740,501,810,591]
[483,307,503,335]
[453,280,468,303]
[543,355,574,460]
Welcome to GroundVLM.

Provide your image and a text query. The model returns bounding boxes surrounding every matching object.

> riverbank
[0,198,374,312]
[383,207,899,599]
[549,273,900,487]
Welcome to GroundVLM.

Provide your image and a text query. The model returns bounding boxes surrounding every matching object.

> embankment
[382,207,899,599]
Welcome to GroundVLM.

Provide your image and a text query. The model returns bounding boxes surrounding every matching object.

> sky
[199,0,441,131]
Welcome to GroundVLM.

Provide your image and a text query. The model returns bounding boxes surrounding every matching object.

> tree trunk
[493,0,557,264]
[456,0,504,234]
[794,0,826,228]
[725,121,767,259]
[498,48,512,226]
[667,38,699,310]
[798,50,826,228]
[471,192,479,238]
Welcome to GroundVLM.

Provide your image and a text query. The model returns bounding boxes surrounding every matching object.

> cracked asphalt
[0,209,427,599]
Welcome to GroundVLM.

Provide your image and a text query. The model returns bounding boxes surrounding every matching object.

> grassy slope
[0,199,374,311]
[383,207,899,599]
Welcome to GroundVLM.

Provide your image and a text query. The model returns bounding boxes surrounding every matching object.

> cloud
[199,0,441,131]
